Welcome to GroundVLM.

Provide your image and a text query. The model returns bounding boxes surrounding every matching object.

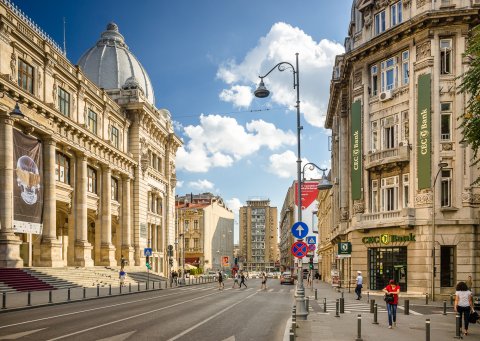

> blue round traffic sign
[291,222,309,239]
[291,241,308,258]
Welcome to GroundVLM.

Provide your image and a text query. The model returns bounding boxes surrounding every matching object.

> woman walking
[454,281,474,336]
[383,279,400,329]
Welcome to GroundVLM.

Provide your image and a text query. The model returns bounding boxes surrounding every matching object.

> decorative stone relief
[375,0,390,10]
[415,190,432,205]
[353,71,362,89]
[52,82,57,108]
[462,190,480,205]
[10,51,16,82]
[353,200,365,214]
[441,143,453,151]
[417,0,426,8]
[37,69,42,89]
[340,207,349,221]
[403,0,411,6]
[416,40,431,60]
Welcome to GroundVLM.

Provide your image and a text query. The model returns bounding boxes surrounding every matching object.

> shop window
[58,87,70,117]
[371,65,378,96]
[111,177,118,201]
[440,102,452,141]
[368,247,407,291]
[440,169,452,207]
[403,174,409,208]
[440,39,452,75]
[87,166,97,194]
[18,58,34,94]
[88,110,97,134]
[374,10,386,36]
[111,126,119,148]
[391,1,403,27]
[55,152,70,184]
[440,246,455,287]
[402,51,409,85]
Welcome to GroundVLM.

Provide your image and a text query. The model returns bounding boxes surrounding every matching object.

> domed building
[321,0,480,298]
[0,2,181,277]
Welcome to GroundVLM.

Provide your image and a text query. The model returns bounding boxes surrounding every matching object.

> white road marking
[397,305,422,315]
[46,291,219,340]
[0,328,46,340]
[221,336,235,341]
[95,331,136,341]
[166,292,257,341]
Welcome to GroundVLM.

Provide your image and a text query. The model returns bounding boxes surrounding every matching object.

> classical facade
[325,0,480,297]
[239,199,279,272]
[279,186,295,272]
[175,193,234,272]
[316,174,334,283]
[0,1,181,274]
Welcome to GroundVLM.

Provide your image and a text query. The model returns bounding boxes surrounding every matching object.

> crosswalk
[316,299,389,313]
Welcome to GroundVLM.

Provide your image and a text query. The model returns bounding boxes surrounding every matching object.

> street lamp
[255,53,311,319]
[9,102,24,120]
[432,161,448,301]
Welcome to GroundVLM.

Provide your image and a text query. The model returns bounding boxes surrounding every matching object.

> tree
[459,24,480,183]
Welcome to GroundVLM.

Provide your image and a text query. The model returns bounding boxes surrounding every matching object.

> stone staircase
[0,268,54,292]
[110,266,167,284]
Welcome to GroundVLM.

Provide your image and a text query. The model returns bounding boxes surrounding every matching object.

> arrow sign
[306,236,316,245]
[291,241,308,258]
[291,222,309,239]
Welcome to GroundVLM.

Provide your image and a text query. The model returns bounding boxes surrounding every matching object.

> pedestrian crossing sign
[306,236,316,245]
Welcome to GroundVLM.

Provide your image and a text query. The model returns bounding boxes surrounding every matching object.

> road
[0,278,294,341]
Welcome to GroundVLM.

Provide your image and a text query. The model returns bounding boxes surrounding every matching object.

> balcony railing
[365,145,409,170]
[360,209,401,222]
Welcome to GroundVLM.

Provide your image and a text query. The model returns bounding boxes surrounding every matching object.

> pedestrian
[355,271,363,300]
[218,271,224,290]
[454,281,474,336]
[261,272,267,290]
[173,270,178,286]
[314,271,320,283]
[119,269,126,287]
[383,279,400,329]
[232,272,239,288]
[239,271,247,288]
[466,275,473,292]
[307,272,313,287]
[120,254,126,270]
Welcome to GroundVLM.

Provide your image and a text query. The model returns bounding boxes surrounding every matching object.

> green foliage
[459,24,480,182]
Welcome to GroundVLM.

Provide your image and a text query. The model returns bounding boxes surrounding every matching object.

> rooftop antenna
[63,17,67,56]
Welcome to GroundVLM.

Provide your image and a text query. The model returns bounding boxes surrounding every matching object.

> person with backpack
[239,271,247,288]
[383,279,400,329]
[261,272,267,290]
[217,271,224,290]
[454,281,474,336]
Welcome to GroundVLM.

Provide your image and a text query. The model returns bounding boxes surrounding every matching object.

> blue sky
[16,0,352,242]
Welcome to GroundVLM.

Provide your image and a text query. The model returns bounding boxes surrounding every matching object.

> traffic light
[309,256,314,270]
[169,258,173,267]
[146,256,152,270]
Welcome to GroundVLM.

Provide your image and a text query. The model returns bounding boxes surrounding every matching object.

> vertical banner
[351,100,362,200]
[417,73,431,189]
[12,130,43,234]
[294,181,319,209]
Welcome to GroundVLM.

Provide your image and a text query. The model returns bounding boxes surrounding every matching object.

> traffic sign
[291,222,309,239]
[291,241,308,258]
[306,236,316,245]
[144,248,153,257]
[308,244,316,251]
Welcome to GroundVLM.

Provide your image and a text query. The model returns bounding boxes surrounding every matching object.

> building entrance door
[368,247,407,291]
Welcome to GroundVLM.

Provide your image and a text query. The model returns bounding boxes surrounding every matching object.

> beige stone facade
[0,1,181,274]
[279,186,295,271]
[175,193,234,273]
[325,0,480,298]
[239,199,279,272]
[316,178,334,283]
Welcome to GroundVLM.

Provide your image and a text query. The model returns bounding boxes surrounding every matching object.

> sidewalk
[285,281,476,341]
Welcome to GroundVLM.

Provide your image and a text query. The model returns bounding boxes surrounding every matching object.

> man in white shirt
[355,271,363,300]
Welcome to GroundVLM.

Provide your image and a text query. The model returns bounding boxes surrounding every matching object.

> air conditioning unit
[379,90,392,101]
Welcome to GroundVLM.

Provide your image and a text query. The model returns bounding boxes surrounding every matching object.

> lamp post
[432,161,448,301]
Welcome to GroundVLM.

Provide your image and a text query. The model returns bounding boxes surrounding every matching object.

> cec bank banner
[417,73,431,189]
[351,100,362,200]
[12,130,43,234]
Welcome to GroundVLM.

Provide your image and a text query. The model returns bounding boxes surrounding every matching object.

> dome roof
[78,22,155,104]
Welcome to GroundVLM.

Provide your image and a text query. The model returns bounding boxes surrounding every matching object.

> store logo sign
[362,233,416,245]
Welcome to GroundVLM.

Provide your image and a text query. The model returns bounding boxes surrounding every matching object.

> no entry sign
[291,241,308,258]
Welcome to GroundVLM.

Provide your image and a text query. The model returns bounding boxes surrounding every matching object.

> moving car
[280,271,295,285]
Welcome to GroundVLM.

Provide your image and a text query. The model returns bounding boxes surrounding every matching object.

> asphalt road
[0,278,294,341]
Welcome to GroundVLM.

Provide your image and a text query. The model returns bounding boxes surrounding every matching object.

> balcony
[357,208,415,229]
[365,145,409,171]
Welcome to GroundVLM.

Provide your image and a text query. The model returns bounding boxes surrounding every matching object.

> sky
[15,0,352,243]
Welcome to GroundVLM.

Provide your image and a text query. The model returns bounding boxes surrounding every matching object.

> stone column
[121,175,134,264]
[99,165,115,265]
[0,111,22,267]
[38,138,63,266]
[74,153,93,266]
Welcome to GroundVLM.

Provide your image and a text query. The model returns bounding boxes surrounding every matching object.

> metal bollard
[27,291,31,306]
[450,294,454,306]
[68,288,71,301]
[129,283,132,293]
[153,281,155,290]
[367,291,370,303]
[2,292,5,309]
[109,284,112,295]
[83,287,86,299]
[49,290,53,303]
[306,297,309,312]
[138,282,140,292]
[443,300,447,315]
[425,293,429,305]
[335,299,340,317]
[323,297,327,312]
[372,304,379,324]
[356,314,363,341]
[404,299,410,315]
[454,314,461,339]
[289,327,295,341]
[370,299,375,313]
[340,297,344,313]
[315,288,317,300]
[120,283,122,294]
[341,291,344,299]
[426,319,430,341]
[97,284,100,297]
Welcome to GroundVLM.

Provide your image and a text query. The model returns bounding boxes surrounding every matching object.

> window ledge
[440,206,458,212]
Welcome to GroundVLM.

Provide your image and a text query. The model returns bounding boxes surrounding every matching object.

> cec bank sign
[362,233,416,245]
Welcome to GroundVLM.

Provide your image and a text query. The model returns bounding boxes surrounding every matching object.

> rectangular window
[157,197,162,215]
[381,58,396,91]
[440,39,452,75]
[184,220,190,232]
[381,176,398,212]
[403,174,409,208]
[150,194,156,212]
[371,121,379,151]
[440,246,455,287]
[58,87,70,117]
[194,220,199,230]
[87,166,97,194]
[111,177,118,201]
[18,59,34,94]
[402,51,409,85]
[374,10,386,35]
[371,65,378,96]
[55,152,70,184]
[382,115,398,149]
[88,110,97,134]
[371,180,378,213]
[440,102,452,141]
[111,126,119,148]
[184,238,189,250]
[440,169,452,207]
[391,1,403,27]
[194,238,199,249]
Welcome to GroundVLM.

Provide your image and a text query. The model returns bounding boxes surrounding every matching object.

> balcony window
[111,177,118,201]
[58,87,70,117]
[18,59,34,94]
[382,115,398,149]
[440,102,452,141]
[87,166,97,194]
[111,126,119,148]
[371,65,378,96]
[374,10,386,35]
[403,174,409,208]
[157,197,163,215]
[55,152,70,184]
[185,220,190,232]
[194,220,199,230]
[381,176,399,212]
[440,39,453,75]
[402,51,409,85]
[371,180,379,213]
[440,169,452,207]
[391,1,403,27]
[194,238,199,249]
[371,121,379,151]
[88,110,97,134]
[381,57,397,92]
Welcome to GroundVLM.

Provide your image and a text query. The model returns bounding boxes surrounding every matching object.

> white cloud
[267,151,325,179]
[217,22,344,128]
[176,180,184,188]
[226,197,242,213]
[176,114,295,172]
[188,179,215,191]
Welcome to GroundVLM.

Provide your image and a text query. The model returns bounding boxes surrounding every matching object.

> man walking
[239,271,247,288]
[355,271,363,300]
[232,272,240,288]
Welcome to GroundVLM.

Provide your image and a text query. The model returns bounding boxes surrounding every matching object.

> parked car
[280,272,295,285]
